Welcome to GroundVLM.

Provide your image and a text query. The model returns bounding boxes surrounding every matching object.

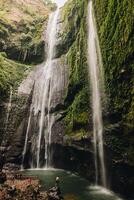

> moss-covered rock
[92,1,134,197]
[93,0,134,164]
[60,0,90,140]
[0,53,33,100]
[93,0,134,124]
[0,0,54,102]
[0,0,51,64]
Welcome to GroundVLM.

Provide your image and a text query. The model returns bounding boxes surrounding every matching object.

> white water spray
[87,1,107,187]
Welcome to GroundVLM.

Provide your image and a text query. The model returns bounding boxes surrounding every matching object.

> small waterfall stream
[21,107,32,170]
[5,86,13,130]
[87,1,107,187]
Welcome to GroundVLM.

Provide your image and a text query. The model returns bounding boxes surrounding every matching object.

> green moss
[65,129,88,143]
[0,0,50,64]
[93,0,134,127]
[61,0,90,138]
[93,0,134,165]
[65,89,89,131]
[0,53,32,100]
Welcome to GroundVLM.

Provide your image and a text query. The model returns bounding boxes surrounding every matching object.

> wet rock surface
[47,186,64,200]
[0,172,40,200]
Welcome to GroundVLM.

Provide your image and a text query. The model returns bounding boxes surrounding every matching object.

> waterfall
[22,8,59,168]
[5,86,13,130]
[87,1,107,187]
[21,5,67,169]
[36,8,60,168]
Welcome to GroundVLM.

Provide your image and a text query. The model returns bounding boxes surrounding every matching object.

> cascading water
[21,6,65,169]
[36,8,60,169]
[5,86,13,130]
[87,1,107,187]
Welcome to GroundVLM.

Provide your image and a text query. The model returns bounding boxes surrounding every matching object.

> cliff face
[0,0,51,64]
[94,0,133,129]
[61,0,134,196]
[59,0,91,142]
[0,0,52,99]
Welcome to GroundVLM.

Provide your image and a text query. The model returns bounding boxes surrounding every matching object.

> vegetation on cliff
[0,0,51,63]
[61,0,90,140]
[93,0,134,165]
[60,0,134,167]
[0,52,33,99]
[94,0,134,125]
[0,0,51,99]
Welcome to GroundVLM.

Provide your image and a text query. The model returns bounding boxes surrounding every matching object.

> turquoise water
[23,169,123,200]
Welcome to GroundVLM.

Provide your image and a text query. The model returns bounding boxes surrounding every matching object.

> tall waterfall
[36,8,60,168]
[21,7,65,169]
[87,1,107,187]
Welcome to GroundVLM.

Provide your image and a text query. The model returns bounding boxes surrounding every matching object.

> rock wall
[93,0,134,147]
[59,0,91,143]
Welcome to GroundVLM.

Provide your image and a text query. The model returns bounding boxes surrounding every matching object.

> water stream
[87,1,106,187]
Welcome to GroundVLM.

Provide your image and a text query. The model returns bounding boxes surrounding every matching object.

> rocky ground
[0,171,45,200]
[0,169,77,200]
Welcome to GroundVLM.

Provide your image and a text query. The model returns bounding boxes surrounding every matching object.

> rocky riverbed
[0,170,66,200]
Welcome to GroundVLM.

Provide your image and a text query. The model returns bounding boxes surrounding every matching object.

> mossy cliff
[59,0,91,142]
[0,0,51,64]
[92,0,134,197]
[0,53,32,99]
[93,0,134,126]
[58,0,134,198]
[0,0,52,99]
[93,0,134,165]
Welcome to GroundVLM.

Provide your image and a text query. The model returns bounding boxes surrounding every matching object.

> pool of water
[23,169,123,200]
